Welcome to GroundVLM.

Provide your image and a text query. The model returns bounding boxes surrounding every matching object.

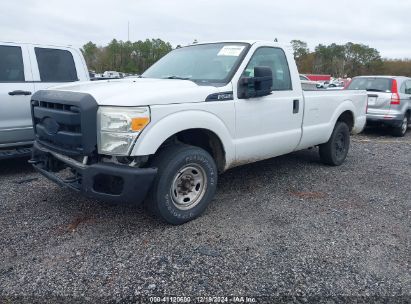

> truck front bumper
[30,142,157,204]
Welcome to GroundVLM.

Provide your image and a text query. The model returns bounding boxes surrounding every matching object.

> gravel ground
[0,127,410,303]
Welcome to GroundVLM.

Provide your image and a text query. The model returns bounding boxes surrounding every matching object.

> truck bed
[297,90,368,150]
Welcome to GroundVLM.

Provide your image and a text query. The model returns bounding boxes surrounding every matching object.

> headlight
[97,106,150,155]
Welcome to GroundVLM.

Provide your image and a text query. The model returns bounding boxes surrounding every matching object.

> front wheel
[319,122,350,166]
[145,145,217,225]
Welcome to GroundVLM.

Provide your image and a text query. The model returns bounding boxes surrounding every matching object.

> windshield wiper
[163,76,192,80]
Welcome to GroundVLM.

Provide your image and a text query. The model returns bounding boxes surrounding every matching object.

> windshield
[347,77,393,92]
[142,43,249,85]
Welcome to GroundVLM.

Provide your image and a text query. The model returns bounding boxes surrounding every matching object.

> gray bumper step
[0,147,32,160]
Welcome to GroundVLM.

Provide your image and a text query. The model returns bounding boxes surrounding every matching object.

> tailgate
[367,92,391,113]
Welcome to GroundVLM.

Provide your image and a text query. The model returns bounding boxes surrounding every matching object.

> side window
[0,45,25,82]
[35,47,78,82]
[242,47,292,91]
[400,81,406,93]
[406,80,411,94]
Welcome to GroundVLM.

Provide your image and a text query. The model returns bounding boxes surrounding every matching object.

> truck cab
[30,41,367,224]
[0,42,89,159]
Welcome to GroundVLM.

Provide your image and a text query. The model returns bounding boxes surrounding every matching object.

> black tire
[319,122,350,166]
[144,144,217,225]
[392,115,409,137]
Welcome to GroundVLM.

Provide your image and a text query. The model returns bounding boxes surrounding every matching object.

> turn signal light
[131,117,150,131]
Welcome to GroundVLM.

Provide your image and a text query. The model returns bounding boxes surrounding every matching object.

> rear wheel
[319,122,350,166]
[145,144,217,225]
[392,115,409,137]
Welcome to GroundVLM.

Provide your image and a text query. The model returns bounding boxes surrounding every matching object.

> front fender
[130,110,235,169]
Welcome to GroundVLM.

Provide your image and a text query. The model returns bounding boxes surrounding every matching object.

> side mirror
[238,66,273,99]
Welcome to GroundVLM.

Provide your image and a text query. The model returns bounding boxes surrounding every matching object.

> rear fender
[326,100,358,139]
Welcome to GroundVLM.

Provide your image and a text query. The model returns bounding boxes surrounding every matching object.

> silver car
[346,76,411,137]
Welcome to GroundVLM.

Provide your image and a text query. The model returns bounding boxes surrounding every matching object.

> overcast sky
[1,0,410,59]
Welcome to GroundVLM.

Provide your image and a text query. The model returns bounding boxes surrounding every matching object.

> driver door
[234,47,303,163]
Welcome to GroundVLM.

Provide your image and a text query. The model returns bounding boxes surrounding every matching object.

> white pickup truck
[0,42,89,159]
[30,41,367,224]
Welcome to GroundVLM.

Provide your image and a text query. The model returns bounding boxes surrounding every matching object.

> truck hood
[52,78,227,106]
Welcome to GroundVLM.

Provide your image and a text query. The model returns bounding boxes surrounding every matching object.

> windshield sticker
[217,45,245,57]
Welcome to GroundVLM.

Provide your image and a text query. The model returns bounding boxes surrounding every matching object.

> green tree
[312,42,382,77]
[290,40,309,71]
[381,59,411,76]
[291,40,309,59]
[82,38,173,74]
[81,41,99,71]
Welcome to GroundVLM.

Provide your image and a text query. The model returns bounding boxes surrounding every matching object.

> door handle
[293,99,300,114]
[8,90,32,96]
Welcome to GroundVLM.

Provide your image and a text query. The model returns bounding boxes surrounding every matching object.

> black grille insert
[31,90,98,156]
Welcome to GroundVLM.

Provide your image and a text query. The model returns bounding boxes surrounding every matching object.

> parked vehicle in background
[346,76,411,136]
[91,71,128,81]
[327,81,345,90]
[305,74,331,82]
[102,71,122,79]
[30,40,367,224]
[317,81,330,89]
[89,71,95,79]
[300,74,318,90]
[89,70,104,80]
[0,42,89,159]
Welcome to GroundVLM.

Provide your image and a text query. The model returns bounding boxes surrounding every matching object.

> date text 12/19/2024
[149,296,257,303]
